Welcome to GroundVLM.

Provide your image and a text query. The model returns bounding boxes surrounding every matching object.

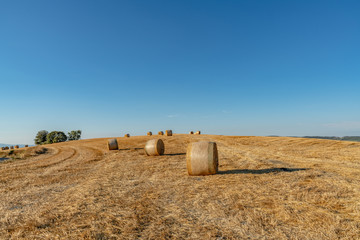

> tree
[34,130,49,145]
[68,130,82,141]
[46,131,67,144]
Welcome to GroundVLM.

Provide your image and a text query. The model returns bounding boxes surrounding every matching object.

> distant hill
[302,136,360,142]
[0,143,33,148]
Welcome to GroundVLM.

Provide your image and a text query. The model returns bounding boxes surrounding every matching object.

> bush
[68,130,82,141]
[46,131,68,144]
[34,130,49,145]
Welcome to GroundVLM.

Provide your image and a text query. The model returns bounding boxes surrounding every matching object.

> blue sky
[1,0,360,144]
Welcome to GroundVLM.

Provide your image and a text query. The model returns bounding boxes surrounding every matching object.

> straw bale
[195,131,201,135]
[15,145,19,149]
[189,131,194,134]
[165,130,173,136]
[144,139,165,156]
[25,145,28,147]
[10,146,14,150]
[147,131,152,136]
[108,139,118,150]
[186,141,218,176]
[158,131,164,135]
[124,134,130,138]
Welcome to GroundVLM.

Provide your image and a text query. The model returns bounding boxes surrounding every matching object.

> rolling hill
[1,134,360,239]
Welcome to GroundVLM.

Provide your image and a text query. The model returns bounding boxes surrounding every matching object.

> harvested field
[0,135,360,239]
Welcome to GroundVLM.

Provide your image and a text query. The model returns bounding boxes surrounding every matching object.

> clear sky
[1,0,360,144]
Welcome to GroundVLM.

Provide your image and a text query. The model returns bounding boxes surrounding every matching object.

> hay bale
[144,139,165,156]
[1,147,4,151]
[5,147,9,150]
[25,145,28,147]
[189,131,194,134]
[147,131,152,136]
[124,134,130,138]
[195,131,201,135]
[186,141,218,176]
[108,138,118,150]
[165,130,173,136]
[15,145,19,149]
[10,146,14,150]
[158,131,164,135]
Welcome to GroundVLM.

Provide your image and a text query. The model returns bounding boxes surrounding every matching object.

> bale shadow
[164,153,186,156]
[118,147,144,151]
[218,167,309,175]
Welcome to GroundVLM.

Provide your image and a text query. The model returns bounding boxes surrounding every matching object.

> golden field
[0,134,359,239]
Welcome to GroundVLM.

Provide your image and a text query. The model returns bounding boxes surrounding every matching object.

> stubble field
[0,134,359,239]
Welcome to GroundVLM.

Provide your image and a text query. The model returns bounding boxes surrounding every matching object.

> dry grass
[0,135,360,239]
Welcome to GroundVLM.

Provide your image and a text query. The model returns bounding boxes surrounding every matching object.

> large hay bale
[108,138,118,150]
[10,146,14,150]
[144,139,165,156]
[195,131,201,135]
[124,134,130,138]
[15,145,19,149]
[165,130,173,136]
[186,141,218,176]
[158,131,164,135]
[189,131,194,134]
[147,131,152,136]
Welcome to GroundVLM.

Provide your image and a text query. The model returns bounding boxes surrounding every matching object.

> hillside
[1,135,360,239]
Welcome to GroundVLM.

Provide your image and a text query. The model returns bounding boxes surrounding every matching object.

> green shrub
[68,130,82,141]
[46,131,67,144]
[34,130,49,145]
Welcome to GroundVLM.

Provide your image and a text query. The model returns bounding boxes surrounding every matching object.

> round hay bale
[165,130,173,136]
[144,139,165,156]
[10,146,14,150]
[15,145,19,149]
[189,131,194,134]
[147,131,152,136]
[186,141,218,176]
[5,147,9,150]
[1,147,4,151]
[25,145,28,148]
[158,131,164,135]
[195,131,201,135]
[108,138,118,150]
[124,134,130,138]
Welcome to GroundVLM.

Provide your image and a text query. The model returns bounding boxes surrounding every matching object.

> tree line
[34,130,82,145]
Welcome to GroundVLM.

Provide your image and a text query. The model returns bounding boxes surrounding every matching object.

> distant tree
[68,130,82,141]
[46,131,68,144]
[34,130,49,145]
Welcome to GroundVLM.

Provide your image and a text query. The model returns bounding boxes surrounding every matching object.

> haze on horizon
[1,0,359,145]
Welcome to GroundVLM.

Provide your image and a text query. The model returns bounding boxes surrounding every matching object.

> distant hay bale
[25,145,28,147]
[108,138,118,150]
[1,147,4,151]
[124,134,130,138]
[5,147,9,150]
[15,145,19,149]
[189,131,194,134]
[195,131,201,135]
[165,130,173,136]
[186,141,218,176]
[147,131,152,136]
[144,139,165,156]
[10,146,14,150]
[158,131,164,135]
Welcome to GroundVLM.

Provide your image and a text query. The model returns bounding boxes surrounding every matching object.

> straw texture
[186,141,218,176]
